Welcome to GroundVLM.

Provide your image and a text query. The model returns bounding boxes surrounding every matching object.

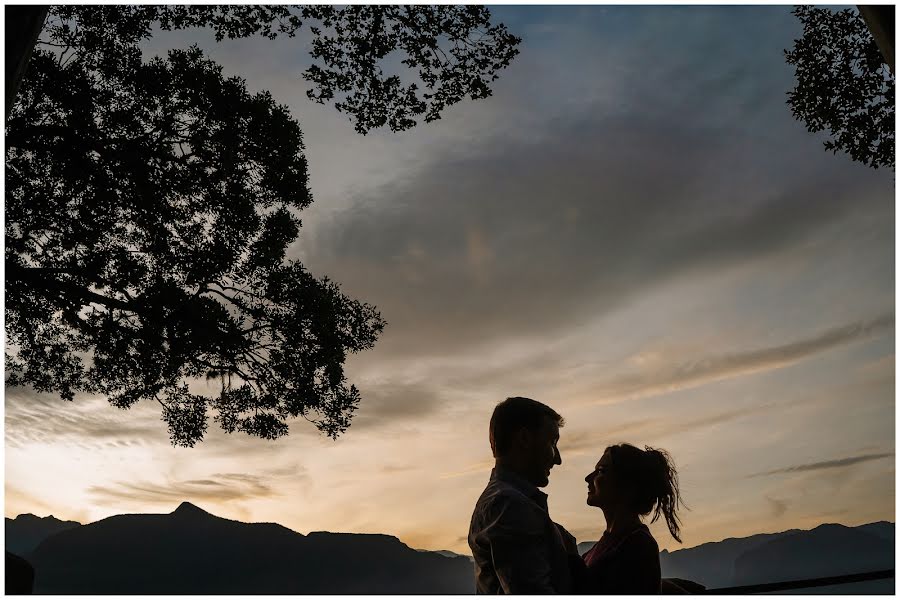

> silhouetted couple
[468,397,686,595]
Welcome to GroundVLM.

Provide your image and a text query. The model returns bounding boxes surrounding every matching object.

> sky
[5,5,895,554]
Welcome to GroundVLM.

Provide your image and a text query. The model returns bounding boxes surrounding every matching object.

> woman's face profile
[585,450,616,508]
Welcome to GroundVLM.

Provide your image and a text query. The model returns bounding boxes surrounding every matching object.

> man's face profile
[521,417,561,488]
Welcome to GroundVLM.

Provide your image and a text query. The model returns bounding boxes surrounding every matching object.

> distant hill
[29,502,473,594]
[582,522,894,592]
[855,521,895,543]
[658,529,799,588]
[418,548,474,562]
[733,523,894,593]
[5,514,81,557]
[576,541,594,556]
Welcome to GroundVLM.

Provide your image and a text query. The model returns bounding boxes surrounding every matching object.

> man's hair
[489,396,564,457]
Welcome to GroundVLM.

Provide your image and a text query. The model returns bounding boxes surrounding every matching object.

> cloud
[88,469,303,507]
[286,11,892,364]
[558,403,777,456]
[582,314,893,404]
[752,452,894,477]
[5,387,164,448]
[4,386,324,450]
[441,401,790,479]
[303,100,891,363]
[350,380,447,431]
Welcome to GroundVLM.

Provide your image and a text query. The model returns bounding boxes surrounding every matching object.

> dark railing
[704,569,895,594]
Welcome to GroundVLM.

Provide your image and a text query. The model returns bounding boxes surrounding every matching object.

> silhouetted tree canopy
[785,6,894,169]
[5,6,520,446]
[34,5,521,134]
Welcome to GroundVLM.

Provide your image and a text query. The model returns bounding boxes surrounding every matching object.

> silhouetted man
[468,397,577,594]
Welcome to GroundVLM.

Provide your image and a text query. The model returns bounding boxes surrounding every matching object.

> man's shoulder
[475,477,538,511]
[472,479,547,532]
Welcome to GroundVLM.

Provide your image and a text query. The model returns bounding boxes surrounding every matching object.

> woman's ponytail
[644,446,684,543]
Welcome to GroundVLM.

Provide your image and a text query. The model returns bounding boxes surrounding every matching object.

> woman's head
[585,443,684,542]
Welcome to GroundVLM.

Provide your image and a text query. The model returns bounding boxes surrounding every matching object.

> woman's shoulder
[578,526,661,594]
[620,525,659,556]
[584,525,658,565]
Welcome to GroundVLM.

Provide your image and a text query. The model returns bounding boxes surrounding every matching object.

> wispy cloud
[440,403,780,478]
[560,403,778,457]
[4,386,322,450]
[88,470,301,507]
[351,380,447,431]
[583,315,893,404]
[752,452,894,477]
[303,88,891,363]
[5,388,163,448]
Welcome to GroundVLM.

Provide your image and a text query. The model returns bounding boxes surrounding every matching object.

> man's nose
[554,447,562,465]
[584,472,591,483]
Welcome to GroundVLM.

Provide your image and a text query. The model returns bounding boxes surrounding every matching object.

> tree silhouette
[5,6,521,446]
[785,6,894,169]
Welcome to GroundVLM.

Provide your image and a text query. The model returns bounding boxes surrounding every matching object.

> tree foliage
[5,6,520,446]
[785,6,894,169]
[43,5,521,134]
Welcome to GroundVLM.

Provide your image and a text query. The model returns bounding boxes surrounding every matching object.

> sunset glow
[5,5,894,556]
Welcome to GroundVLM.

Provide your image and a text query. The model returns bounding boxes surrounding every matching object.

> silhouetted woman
[574,443,683,595]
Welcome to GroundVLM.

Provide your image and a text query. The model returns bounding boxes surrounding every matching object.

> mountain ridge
[5,514,81,557]
[7,505,894,594]
[26,502,473,594]
[11,507,892,558]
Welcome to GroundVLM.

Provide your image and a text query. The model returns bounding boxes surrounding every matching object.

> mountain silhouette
[576,541,594,556]
[733,522,894,592]
[29,502,474,594]
[417,548,474,562]
[13,505,893,594]
[5,514,81,557]
[657,529,799,587]
[855,520,894,543]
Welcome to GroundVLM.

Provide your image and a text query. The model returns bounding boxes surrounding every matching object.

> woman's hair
[605,443,685,543]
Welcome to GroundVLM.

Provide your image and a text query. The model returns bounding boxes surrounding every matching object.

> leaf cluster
[301,5,522,133]
[44,5,521,134]
[785,6,894,169]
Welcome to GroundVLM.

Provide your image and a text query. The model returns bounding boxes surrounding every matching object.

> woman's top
[574,523,661,594]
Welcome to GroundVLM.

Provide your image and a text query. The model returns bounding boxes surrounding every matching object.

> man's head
[489,396,564,487]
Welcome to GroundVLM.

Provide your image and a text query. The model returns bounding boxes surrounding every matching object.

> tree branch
[7,265,138,313]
